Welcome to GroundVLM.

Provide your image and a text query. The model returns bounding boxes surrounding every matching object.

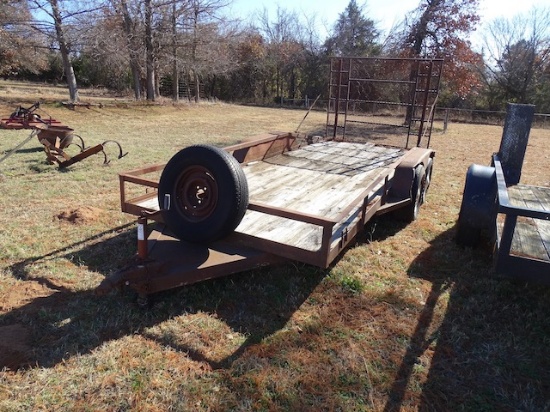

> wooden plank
[512,219,549,261]
[235,211,323,252]
[245,164,347,211]
[506,185,550,262]
[532,186,550,211]
[496,213,522,256]
[509,185,543,210]
[236,141,402,251]
[534,219,550,261]
[275,141,403,176]
[243,147,395,219]
[135,196,159,211]
[531,187,550,258]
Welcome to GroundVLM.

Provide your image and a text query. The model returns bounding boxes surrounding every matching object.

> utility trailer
[456,104,550,283]
[96,57,442,300]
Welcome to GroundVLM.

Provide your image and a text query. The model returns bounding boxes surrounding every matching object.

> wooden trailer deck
[236,141,404,252]
[120,136,420,268]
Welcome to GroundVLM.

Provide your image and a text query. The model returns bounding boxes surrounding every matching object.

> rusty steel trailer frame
[0,102,127,168]
[96,132,434,298]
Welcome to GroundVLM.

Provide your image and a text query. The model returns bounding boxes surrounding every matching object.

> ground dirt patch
[55,206,104,224]
[0,280,54,312]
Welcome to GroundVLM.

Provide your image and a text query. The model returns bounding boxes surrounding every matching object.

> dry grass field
[0,80,549,411]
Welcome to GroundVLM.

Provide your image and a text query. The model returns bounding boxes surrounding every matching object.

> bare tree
[116,0,142,99]
[257,6,304,101]
[49,0,79,101]
[184,0,231,102]
[27,0,103,102]
[481,7,550,110]
[0,0,48,76]
[170,0,180,100]
[163,0,232,103]
[144,0,155,100]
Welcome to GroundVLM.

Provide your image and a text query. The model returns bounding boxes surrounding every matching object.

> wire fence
[274,98,550,131]
[435,108,550,130]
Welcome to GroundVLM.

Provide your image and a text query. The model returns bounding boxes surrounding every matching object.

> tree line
[0,0,549,113]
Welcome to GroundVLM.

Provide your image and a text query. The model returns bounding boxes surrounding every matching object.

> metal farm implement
[0,102,126,169]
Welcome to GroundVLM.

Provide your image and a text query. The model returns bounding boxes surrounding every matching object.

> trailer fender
[158,145,249,243]
[456,164,497,247]
[423,156,434,199]
[390,147,434,200]
[393,164,425,222]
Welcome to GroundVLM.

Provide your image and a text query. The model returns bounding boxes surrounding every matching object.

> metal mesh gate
[326,57,444,149]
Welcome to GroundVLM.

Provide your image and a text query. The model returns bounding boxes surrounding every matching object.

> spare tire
[158,145,249,243]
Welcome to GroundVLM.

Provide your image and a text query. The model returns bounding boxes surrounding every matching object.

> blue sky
[225,0,547,45]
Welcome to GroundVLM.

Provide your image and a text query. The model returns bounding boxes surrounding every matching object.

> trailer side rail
[117,133,430,269]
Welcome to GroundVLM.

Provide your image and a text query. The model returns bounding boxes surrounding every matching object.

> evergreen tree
[324,0,380,56]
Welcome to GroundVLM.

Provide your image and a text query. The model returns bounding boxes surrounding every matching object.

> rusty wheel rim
[175,165,218,222]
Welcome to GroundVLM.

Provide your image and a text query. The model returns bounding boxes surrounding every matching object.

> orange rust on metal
[95,226,284,295]
[102,57,441,298]
[118,164,164,217]
[41,141,106,168]
[390,147,435,200]
[1,102,127,169]
[326,57,443,145]
[114,132,428,277]
[0,117,62,129]
[37,125,74,150]
[225,132,299,164]
[0,102,61,130]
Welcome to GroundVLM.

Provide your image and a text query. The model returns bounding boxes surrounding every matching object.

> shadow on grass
[5,146,44,154]
[143,261,327,370]
[7,214,549,408]
[2,225,326,371]
[381,224,550,411]
[8,223,136,281]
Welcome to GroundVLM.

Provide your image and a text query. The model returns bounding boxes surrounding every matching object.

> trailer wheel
[158,145,249,243]
[395,164,425,222]
[456,164,496,247]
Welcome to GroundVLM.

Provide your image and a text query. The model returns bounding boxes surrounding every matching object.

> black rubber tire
[158,144,249,243]
[456,164,496,247]
[395,164,425,222]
